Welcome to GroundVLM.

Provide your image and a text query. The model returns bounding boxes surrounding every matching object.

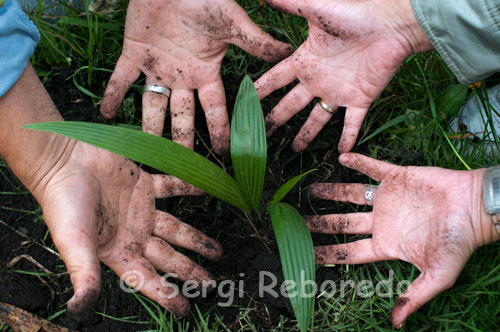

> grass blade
[24,121,249,211]
[270,170,316,205]
[230,76,267,211]
[359,112,412,144]
[268,203,315,332]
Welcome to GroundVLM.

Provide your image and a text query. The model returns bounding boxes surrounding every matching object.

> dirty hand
[306,153,499,328]
[101,0,293,154]
[0,63,221,317]
[255,0,433,152]
[38,142,221,316]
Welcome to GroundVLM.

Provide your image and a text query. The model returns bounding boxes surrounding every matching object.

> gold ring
[319,99,336,114]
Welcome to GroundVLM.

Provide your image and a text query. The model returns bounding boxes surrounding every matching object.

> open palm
[306,153,495,328]
[255,0,427,152]
[101,0,292,154]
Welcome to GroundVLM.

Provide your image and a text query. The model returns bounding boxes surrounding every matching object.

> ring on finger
[365,185,377,205]
[144,84,171,98]
[319,99,337,114]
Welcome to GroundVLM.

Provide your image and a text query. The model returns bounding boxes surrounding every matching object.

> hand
[255,0,433,152]
[37,141,221,316]
[305,153,499,328]
[0,64,221,316]
[101,0,293,154]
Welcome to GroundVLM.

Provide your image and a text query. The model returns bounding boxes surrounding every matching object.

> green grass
[1,0,498,331]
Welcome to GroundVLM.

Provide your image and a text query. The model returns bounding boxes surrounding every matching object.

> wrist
[0,64,76,201]
[471,169,500,246]
[373,0,433,55]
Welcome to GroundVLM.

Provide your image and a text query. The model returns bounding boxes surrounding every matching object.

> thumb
[43,188,103,315]
[228,3,293,62]
[54,226,102,315]
[392,272,456,329]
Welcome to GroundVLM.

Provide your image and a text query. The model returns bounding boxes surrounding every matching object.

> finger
[309,183,371,205]
[170,89,196,149]
[152,174,204,198]
[264,0,310,17]
[265,83,314,136]
[254,56,296,99]
[315,238,388,264]
[391,273,457,329]
[101,55,141,119]
[152,210,222,260]
[144,237,215,289]
[142,81,169,136]
[44,195,102,315]
[339,153,397,182]
[292,102,338,152]
[198,78,230,154]
[113,258,190,317]
[303,212,372,234]
[55,227,101,315]
[338,106,368,153]
[228,6,293,62]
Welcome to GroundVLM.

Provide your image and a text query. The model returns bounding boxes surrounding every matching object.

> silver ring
[144,84,170,98]
[319,99,336,114]
[365,185,377,205]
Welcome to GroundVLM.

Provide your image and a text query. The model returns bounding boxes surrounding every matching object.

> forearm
[0,64,74,199]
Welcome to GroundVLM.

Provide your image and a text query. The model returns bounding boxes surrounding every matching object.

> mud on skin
[314,246,349,264]
[304,215,350,234]
[303,215,328,231]
[197,4,292,62]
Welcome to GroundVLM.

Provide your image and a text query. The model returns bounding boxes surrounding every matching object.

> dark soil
[0,66,372,331]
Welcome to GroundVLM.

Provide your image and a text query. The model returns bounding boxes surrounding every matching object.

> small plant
[26,76,316,332]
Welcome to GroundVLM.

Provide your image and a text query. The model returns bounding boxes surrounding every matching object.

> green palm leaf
[24,121,249,211]
[230,75,267,211]
[268,202,315,332]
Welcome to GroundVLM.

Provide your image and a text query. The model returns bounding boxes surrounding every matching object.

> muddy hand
[39,142,221,316]
[255,0,433,152]
[101,0,292,154]
[305,153,499,328]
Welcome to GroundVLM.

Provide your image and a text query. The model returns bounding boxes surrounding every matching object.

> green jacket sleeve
[411,0,500,84]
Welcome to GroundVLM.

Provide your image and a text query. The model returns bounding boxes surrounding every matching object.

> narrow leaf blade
[230,75,267,211]
[24,121,249,211]
[270,169,316,205]
[359,112,412,144]
[269,203,315,332]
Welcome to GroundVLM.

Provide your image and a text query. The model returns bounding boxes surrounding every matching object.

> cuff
[411,0,500,84]
[0,0,40,97]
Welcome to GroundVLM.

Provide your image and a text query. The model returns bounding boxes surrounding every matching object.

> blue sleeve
[0,0,40,97]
